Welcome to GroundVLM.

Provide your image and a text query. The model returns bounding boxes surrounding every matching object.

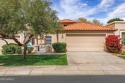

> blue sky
[49,0,125,24]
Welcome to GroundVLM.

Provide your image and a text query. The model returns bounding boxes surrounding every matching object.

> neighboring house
[106,21,125,46]
[0,19,119,53]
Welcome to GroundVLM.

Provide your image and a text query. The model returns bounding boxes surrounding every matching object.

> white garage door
[66,34,105,51]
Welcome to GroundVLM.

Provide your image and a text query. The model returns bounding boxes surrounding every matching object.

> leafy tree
[76,17,103,25]
[92,19,103,25]
[76,17,89,23]
[107,18,124,24]
[0,0,61,59]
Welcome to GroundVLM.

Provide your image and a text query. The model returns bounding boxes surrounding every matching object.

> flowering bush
[106,35,122,53]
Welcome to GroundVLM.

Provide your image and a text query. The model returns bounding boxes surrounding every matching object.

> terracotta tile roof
[64,22,117,31]
[59,19,76,23]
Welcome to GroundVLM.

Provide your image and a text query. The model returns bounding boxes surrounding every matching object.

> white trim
[106,33,108,37]
[120,31,125,38]
[106,21,125,26]
[120,31,125,44]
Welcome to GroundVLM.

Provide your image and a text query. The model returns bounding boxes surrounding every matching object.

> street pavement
[1,75,125,83]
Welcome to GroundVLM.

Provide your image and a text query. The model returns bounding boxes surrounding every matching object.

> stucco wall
[65,30,114,34]
[115,23,125,35]
[65,31,115,38]
[48,30,115,44]
[47,33,66,44]
[106,22,125,35]
[106,23,115,28]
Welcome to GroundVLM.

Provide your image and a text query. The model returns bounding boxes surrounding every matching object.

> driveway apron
[67,52,125,65]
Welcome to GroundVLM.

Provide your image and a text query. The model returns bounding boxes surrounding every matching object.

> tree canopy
[92,19,103,26]
[107,18,124,24]
[76,17,103,25]
[76,17,89,23]
[0,0,61,59]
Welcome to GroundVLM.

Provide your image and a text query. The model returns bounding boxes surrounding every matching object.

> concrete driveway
[67,52,125,65]
[1,52,125,76]
[66,52,125,75]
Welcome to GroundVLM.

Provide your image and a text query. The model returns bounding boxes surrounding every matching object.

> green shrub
[121,51,125,55]
[2,43,21,54]
[52,42,67,53]
[27,47,34,53]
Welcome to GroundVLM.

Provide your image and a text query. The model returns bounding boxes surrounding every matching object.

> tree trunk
[23,44,27,60]
[56,30,59,42]
[13,37,23,46]
[1,38,8,45]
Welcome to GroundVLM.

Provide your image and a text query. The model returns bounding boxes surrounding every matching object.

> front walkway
[1,52,125,76]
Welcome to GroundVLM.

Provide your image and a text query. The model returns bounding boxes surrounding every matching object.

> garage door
[66,34,105,51]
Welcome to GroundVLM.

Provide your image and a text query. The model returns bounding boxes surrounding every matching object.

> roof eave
[64,29,117,31]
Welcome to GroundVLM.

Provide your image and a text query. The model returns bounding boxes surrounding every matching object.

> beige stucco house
[56,19,116,51]
[24,19,117,52]
[1,19,125,53]
[106,21,125,43]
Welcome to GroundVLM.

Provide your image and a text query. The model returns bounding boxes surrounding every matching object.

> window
[32,38,35,45]
[45,36,52,45]
[122,32,125,45]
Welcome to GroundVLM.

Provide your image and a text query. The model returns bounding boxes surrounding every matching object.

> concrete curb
[1,65,125,76]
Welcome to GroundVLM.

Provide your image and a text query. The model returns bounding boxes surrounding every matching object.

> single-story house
[106,21,125,46]
[55,19,117,51]
[1,19,125,53]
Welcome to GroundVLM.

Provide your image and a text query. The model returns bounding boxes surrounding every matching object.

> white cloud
[52,0,117,20]
[99,3,125,24]
[99,0,115,8]
[79,3,88,8]
[51,0,125,24]
[57,0,96,19]
[61,0,79,5]
[108,3,125,18]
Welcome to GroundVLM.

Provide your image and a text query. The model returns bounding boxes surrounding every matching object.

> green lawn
[0,54,67,66]
[119,56,125,59]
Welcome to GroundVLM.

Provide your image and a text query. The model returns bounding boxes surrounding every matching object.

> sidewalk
[1,52,125,76]
[1,63,125,76]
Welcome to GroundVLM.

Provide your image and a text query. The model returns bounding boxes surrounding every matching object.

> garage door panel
[66,34,105,51]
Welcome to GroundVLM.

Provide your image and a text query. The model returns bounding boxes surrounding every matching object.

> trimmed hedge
[2,43,21,54]
[52,42,67,53]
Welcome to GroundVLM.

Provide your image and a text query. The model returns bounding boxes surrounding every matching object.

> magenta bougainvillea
[106,35,122,53]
